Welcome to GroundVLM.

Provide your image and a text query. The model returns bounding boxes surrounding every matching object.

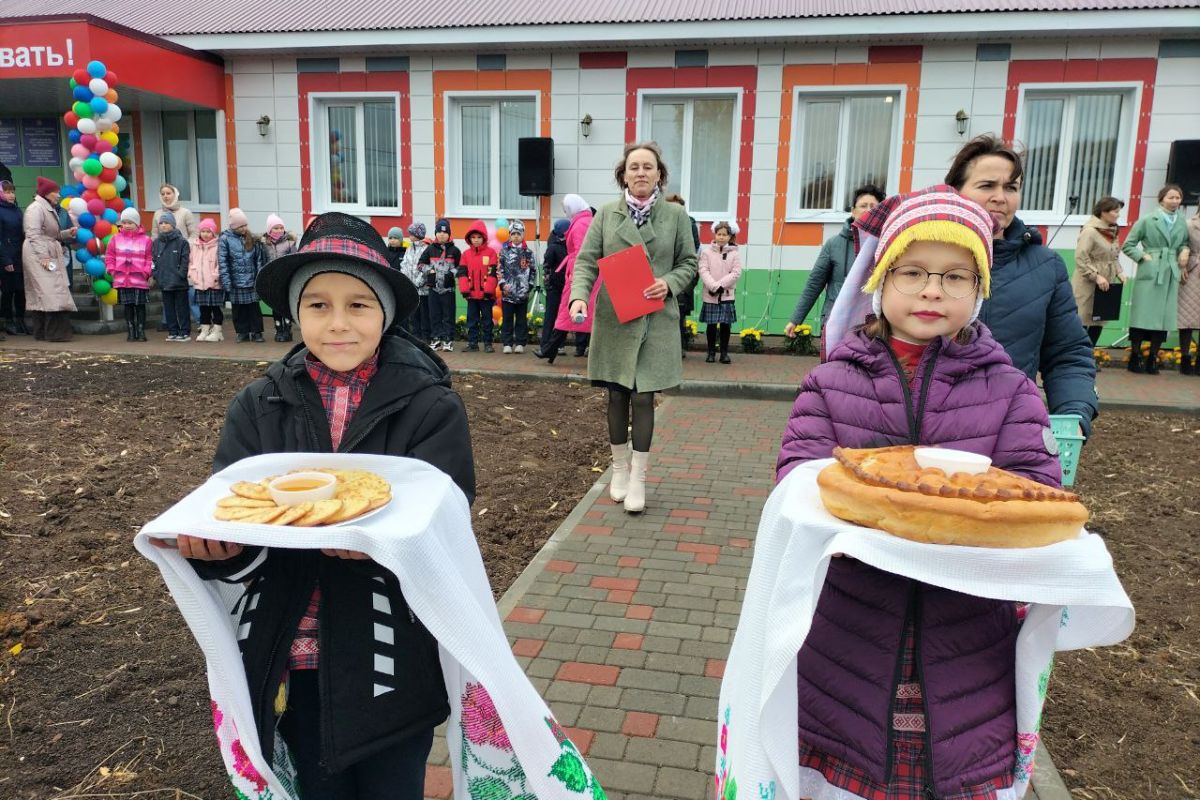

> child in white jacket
[698,220,743,363]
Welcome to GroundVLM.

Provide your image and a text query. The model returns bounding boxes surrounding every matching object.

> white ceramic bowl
[913,447,992,476]
[267,472,337,507]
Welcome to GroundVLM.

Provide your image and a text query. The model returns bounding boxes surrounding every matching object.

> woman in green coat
[1121,184,1191,373]
[570,141,698,513]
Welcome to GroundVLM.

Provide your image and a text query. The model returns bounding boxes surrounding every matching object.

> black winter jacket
[152,229,191,291]
[193,332,475,773]
[0,198,23,271]
[541,231,568,292]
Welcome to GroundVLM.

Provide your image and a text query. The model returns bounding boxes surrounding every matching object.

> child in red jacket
[456,219,498,352]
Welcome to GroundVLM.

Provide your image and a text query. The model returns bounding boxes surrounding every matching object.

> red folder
[597,244,665,323]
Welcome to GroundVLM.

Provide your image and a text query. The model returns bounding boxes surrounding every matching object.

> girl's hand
[784,322,798,338]
[174,534,244,561]
[643,278,669,301]
[321,548,370,560]
[569,300,587,318]
[1096,276,1110,291]
[1180,250,1191,269]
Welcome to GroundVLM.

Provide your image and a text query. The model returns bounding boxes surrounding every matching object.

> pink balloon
[73,170,86,182]
[87,199,106,215]
[94,140,114,154]
[80,134,98,149]
[71,144,89,159]
[82,175,101,190]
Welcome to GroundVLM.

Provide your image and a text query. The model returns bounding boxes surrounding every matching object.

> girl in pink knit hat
[260,213,298,341]
[189,218,225,341]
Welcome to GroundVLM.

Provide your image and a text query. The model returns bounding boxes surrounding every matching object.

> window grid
[450,96,536,215]
[792,93,898,215]
[1022,91,1125,215]
[644,95,737,217]
[316,96,401,213]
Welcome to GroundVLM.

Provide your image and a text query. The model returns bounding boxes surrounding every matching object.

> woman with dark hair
[1072,196,1125,345]
[569,142,698,513]
[1121,184,1190,373]
[942,134,1097,435]
[786,184,884,345]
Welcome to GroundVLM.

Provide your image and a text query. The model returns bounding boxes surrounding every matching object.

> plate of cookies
[212,467,393,527]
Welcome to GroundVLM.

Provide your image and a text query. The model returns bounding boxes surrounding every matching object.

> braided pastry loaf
[816,445,1088,548]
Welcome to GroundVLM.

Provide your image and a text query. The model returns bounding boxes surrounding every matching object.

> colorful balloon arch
[59,60,131,306]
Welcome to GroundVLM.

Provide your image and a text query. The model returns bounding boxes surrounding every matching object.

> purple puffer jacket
[777,323,1061,797]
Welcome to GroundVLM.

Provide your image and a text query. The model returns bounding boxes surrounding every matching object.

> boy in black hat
[418,218,461,351]
[164,212,475,799]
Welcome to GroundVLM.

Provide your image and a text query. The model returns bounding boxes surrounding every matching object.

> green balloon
[92,278,111,295]
[102,272,114,283]
[72,100,93,119]
[82,158,103,176]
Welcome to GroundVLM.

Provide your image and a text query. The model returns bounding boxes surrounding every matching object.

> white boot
[609,442,631,502]
[624,451,649,513]
[197,324,212,342]
[208,324,225,342]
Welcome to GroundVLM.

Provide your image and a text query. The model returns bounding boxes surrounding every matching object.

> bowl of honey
[268,472,337,506]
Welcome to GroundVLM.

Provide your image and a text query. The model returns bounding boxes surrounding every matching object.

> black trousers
[162,289,191,336]
[540,283,563,354]
[278,670,433,800]
[501,299,529,346]
[231,302,264,335]
[199,304,225,325]
[0,286,24,321]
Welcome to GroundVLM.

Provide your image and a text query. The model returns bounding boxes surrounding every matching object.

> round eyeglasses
[886,266,980,299]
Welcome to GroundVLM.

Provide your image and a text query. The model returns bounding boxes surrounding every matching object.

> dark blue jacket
[979,217,1097,437]
[217,228,263,290]
[0,198,22,271]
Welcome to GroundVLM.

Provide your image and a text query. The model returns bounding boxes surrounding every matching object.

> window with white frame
[1019,89,1134,216]
[449,96,536,214]
[641,94,738,218]
[314,96,400,212]
[790,91,899,216]
[161,110,220,207]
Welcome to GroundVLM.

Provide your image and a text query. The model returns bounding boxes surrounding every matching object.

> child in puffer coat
[107,207,153,342]
[399,222,431,341]
[496,219,535,353]
[152,211,192,341]
[767,188,1063,800]
[189,218,224,342]
[456,219,498,352]
[260,213,297,342]
[218,208,266,343]
[697,220,742,364]
[418,218,461,352]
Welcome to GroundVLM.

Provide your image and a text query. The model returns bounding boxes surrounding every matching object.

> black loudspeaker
[1166,139,1200,204]
[518,137,554,196]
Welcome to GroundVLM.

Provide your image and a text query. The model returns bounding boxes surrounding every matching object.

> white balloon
[77,118,97,135]
[88,78,109,97]
[69,197,88,216]
[98,152,119,169]
[104,105,122,123]
[69,157,83,172]
[94,118,113,132]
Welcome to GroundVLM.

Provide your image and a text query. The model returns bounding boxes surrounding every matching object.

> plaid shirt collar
[305,350,380,390]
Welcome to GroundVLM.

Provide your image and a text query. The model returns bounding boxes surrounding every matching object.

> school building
[2,2,1199,338]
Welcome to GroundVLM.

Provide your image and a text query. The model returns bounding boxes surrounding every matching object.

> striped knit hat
[863,189,995,298]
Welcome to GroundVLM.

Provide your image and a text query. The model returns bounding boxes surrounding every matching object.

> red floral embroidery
[461,683,512,750]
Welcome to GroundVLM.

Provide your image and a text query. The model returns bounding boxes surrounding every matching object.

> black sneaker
[465,344,480,352]
[236,333,250,343]
[706,353,716,363]
[483,343,495,353]
[251,333,266,343]
[720,354,731,364]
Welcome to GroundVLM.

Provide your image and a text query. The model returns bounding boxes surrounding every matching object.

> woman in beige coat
[22,177,77,341]
[570,141,698,513]
[1072,196,1125,345]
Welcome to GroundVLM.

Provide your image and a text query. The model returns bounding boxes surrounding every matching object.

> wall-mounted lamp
[256,115,272,137]
[954,109,969,136]
[580,113,593,139]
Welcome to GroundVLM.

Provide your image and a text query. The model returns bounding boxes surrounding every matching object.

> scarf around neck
[624,186,660,227]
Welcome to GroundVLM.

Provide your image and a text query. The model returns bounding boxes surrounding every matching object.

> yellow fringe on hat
[862,219,991,298]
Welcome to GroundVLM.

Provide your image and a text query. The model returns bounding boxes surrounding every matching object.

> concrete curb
[1031,741,1074,800]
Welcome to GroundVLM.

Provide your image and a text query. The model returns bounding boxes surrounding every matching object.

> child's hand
[173,534,244,560]
[321,548,371,560]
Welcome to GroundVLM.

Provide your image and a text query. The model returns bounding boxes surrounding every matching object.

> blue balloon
[102,208,119,223]
[78,212,97,228]
[73,86,93,102]
[87,60,107,78]
[60,185,78,197]
[89,97,108,115]
[68,130,82,144]
[76,229,94,244]
[114,175,128,192]
[84,258,106,278]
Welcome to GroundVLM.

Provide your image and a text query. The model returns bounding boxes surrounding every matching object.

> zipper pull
[924,783,938,799]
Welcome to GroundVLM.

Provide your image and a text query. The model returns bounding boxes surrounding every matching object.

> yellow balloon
[100,288,119,306]
[101,131,119,146]
[60,198,71,209]
[97,183,117,200]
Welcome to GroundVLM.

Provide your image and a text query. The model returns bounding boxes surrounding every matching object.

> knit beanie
[120,207,141,225]
[198,218,218,235]
[36,176,60,197]
[508,219,525,236]
[159,211,177,229]
[387,226,404,241]
[227,207,249,230]
[863,190,994,322]
[288,259,398,331]
[435,218,452,236]
[562,194,588,218]
[408,222,427,239]
[265,213,285,231]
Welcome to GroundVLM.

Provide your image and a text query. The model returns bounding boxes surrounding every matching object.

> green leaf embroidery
[549,750,589,793]
[590,775,608,800]
[469,776,514,800]
[723,775,738,800]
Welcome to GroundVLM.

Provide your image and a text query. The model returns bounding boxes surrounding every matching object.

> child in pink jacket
[188,218,224,341]
[698,220,742,363]
[106,207,153,342]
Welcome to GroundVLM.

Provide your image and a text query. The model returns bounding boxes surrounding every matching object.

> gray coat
[790,218,855,328]
[571,197,698,392]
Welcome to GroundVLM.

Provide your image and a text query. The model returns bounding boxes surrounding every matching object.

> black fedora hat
[256,212,418,324]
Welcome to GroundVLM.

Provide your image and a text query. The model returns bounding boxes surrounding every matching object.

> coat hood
[993,216,1042,267]
[465,219,489,249]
